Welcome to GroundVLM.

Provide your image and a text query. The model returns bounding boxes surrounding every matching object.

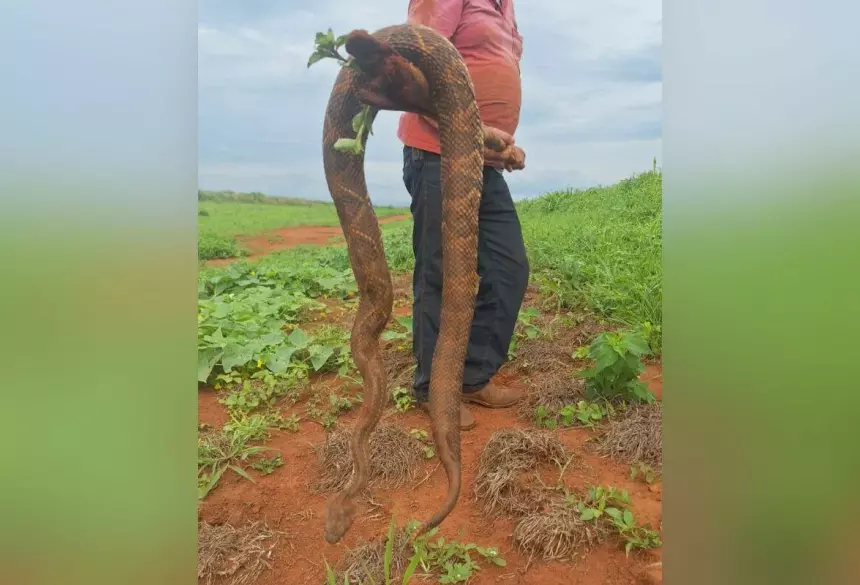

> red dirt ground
[198,362,663,585]
[198,226,663,585]
[206,214,410,267]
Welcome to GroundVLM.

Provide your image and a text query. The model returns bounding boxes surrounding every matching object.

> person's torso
[398,0,523,155]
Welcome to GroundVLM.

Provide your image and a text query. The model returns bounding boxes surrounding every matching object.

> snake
[321,24,507,544]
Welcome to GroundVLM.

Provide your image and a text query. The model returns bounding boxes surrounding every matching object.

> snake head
[324,496,357,544]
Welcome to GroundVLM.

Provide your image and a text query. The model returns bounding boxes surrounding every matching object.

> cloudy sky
[199,0,661,205]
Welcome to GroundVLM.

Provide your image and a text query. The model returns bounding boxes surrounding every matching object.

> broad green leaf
[395,315,413,330]
[288,328,310,348]
[203,327,226,345]
[259,331,285,346]
[579,508,599,521]
[198,348,224,383]
[221,344,254,372]
[213,302,231,318]
[307,51,325,68]
[316,276,343,291]
[311,346,335,371]
[604,507,622,520]
[621,332,651,356]
[623,508,634,526]
[265,346,295,374]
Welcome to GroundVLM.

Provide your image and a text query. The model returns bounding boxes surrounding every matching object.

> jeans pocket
[402,147,424,195]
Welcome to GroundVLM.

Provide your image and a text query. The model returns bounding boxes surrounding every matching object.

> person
[398,0,529,430]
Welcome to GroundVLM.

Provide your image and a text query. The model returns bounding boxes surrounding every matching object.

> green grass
[197,170,662,377]
[199,201,407,239]
[518,170,662,352]
[197,189,408,261]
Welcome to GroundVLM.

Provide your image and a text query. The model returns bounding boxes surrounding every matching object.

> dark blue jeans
[402,146,530,401]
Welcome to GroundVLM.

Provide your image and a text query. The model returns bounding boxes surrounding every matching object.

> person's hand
[482,125,515,153]
[484,144,526,172]
[503,145,526,172]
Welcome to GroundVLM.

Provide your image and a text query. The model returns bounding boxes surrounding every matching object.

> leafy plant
[578,330,655,403]
[392,386,416,413]
[605,508,662,556]
[252,454,284,476]
[382,315,413,343]
[406,521,506,582]
[508,306,541,358]
[573,485,662,556]
[409,428,435,459]
[198,232,245,261]
[307,389,363,430]
[535,400,608,429]
[307,29,375,155]
[197,425,272,499]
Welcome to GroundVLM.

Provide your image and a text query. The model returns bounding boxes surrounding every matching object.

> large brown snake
[321,24,510,544]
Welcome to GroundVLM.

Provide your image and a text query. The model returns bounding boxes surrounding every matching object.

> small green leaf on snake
[307,52,325,68]
[333,138,357,153]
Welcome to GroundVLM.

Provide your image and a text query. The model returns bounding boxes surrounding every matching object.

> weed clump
[596,402,663,472]
[334,527,412,585]
[314,422,426,493]
[474,429,569,518]
[383,341,415,392]
[197,521,279,585]
[512,499,609,561]
[518,376,586,422]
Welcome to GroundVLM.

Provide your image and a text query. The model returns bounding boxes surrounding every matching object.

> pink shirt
[397,0,524,161]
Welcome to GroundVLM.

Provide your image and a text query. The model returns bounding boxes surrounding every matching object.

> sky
[198,0,662,206]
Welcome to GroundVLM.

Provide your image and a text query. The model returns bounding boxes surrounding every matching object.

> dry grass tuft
[198,521,279,585]
[597,402,662,472]
[383,342,415,392]
[334,528,412,584]
[512,500,609,561]
[474,429,569,518]
[314,422,425,493]
[518,375,586,421]
[512,317,598,373]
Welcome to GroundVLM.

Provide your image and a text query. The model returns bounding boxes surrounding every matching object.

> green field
[197,190,408,261]
[198,169,662,381]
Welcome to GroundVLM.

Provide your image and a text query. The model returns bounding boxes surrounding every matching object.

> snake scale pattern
[321,24,485,544]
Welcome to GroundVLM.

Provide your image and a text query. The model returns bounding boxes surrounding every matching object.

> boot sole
[462,395,521,409]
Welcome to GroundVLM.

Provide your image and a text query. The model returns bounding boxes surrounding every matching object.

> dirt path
[207,214,410,267]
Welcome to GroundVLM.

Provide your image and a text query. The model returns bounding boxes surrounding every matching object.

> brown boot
[462,381,522,408]
[417,401,476,431]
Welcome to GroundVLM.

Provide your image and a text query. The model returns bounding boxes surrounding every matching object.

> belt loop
[412,147,423,162]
